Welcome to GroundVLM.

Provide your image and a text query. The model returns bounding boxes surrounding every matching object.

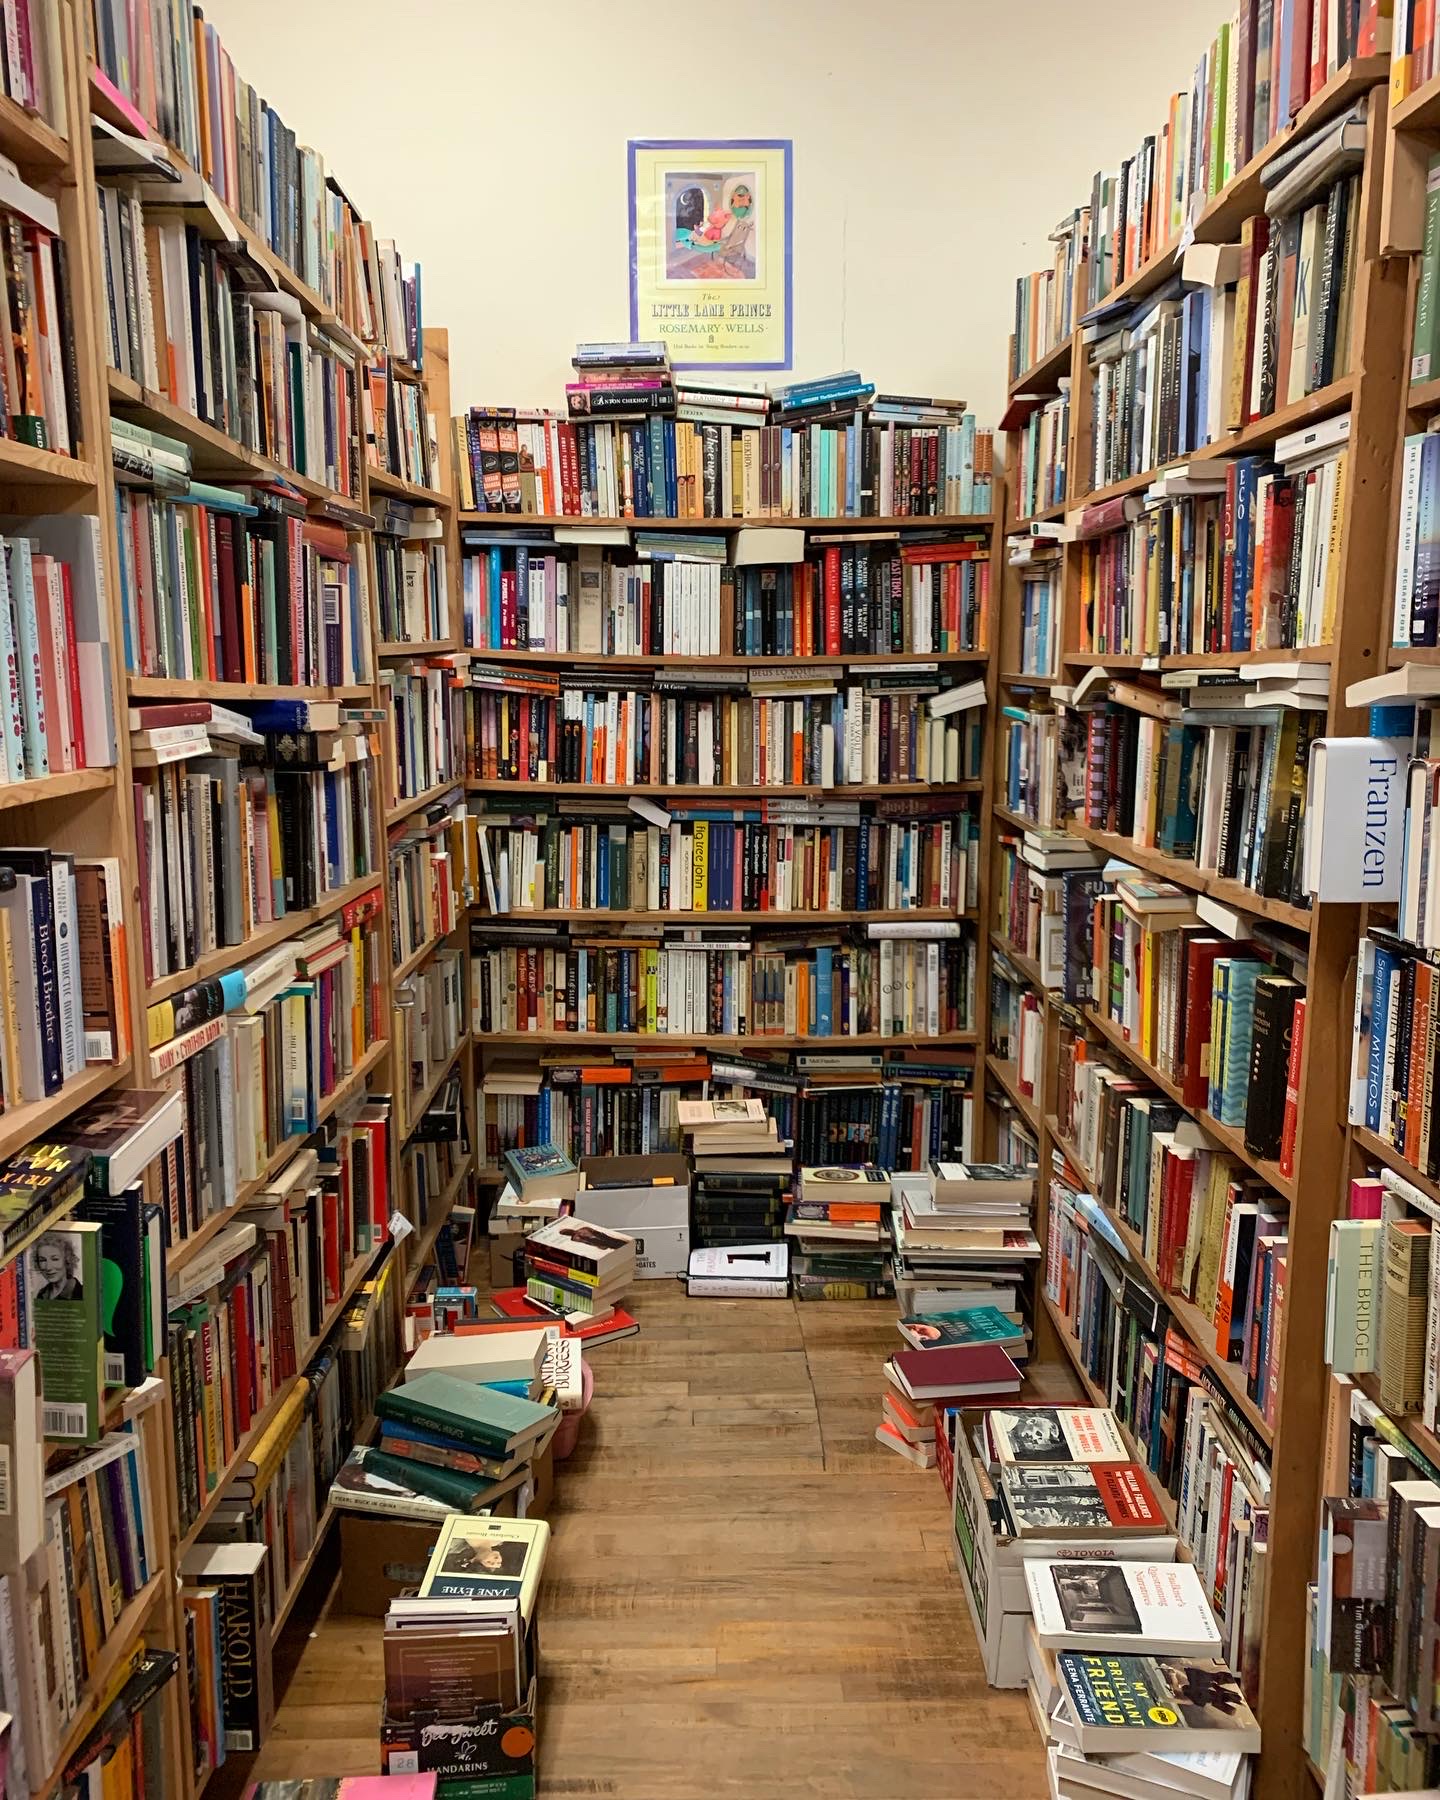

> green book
[1415,152,1440,385]
[360,1445,500,1512]
[375,1371,555,1455]
[29,1219,105,1442]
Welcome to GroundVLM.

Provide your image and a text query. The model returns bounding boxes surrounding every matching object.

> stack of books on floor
[523,1213,637,1321]
[684,1098,792,1250]
[686,1240,791,1298]
[381,1514,548,1792]
[1032,1644,1259,1800]
[786,1163,894,1299]
[879,1339,1023,1468]
[891,1161,1041,1315]
[330,1359,559,1523]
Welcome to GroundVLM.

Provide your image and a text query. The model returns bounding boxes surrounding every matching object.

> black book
[1243,976,1300,1161]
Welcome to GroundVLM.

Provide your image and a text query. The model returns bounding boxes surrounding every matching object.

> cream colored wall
[202,0,1230,427]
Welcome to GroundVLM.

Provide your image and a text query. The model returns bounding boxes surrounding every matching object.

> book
[890,1343,1022,1401]
[1056,1652,1260,1754]
[375,1371,556,1456]
[29,1217,103,1441]
[686,1242,789,1297]
[896,1306,1027,1352]
[999,1463,1170,1537]
[178,1542,274,1754]
[416,1514,550,1621]
[1024,1560,1225,1656]
[502,1143,579,1208]
[989,1407,1131,1465]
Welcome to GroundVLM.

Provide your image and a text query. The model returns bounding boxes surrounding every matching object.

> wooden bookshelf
[458,512,998,530]
[986,65,1405,1800]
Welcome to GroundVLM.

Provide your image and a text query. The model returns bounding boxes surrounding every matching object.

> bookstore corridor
[236,1292,1061,1799]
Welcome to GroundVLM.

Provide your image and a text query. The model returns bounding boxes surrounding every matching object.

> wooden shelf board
[1071,823,1313,934]
[1083,1005,1299,1208]
[999,671,1059,687]
[476,907,971,927]
[1352,1124,1440,1210]
[0,1058,131,1166]
[0,91,68,171]
[986,1057,1041,1133]
[993,805,1046,835]
[1353,1371,1440,1474]
[466,780,985,800]
[1048,1115,1276,1446]
[0,437,95,489]
[988,931,1049,995]
[464,650,990,669]
[1037,1291,1180,1531]
[367,464,453,508]
[0,766,116,810]
[1008,336,1074,399]
[148,874,384,1007]
[32,1574,169,1800]
[128,675,373,702]
[477,1030,978,1049]
[271,1502,336,1643]
[1394,70,1440,132]
[404,1159,474,1288]
[1407,375,1440,414]
[377,638,458,658]
[1387,643,1440,667]
[1010,501,1069,532]
[1061,646,1334,670]
[392,922,461,985]
[458,513,999,531]
[386,781,462,827]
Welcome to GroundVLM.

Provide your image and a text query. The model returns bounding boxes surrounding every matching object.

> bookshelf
[986,47,1404,1800]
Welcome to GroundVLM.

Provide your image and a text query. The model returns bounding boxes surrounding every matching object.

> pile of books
[1032,1643,1260,1800]
[381,1514,548,1792]
[891,1161,1041,1315]
[879,1338,1023,1470]
[330,1361,558,1521]
[456,348,996,520]
[523,1214,637,1321]
[685,1098,792,1250]
[785,1163,893,1300]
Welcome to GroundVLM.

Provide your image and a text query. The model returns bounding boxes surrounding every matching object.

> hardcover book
[375,1371,556,1457]
[890,1344,1022,1401]
[896,1306,1027,1351]
[501,1143,578,1207]
[417,1515,550,1621]
[29,1218,104,1441]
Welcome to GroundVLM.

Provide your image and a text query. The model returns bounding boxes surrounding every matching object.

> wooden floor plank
[223,1287,1055,1799]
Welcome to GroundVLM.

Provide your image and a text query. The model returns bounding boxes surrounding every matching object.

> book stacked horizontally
[382,1514,549,1788]
[568,340,674,422]
[682,1097,791,1249]
[1028,1634,1259,1800]
[878,1343,1023,1468]
[891,1161,1042,1314]
[329,1367,558,1521]
[785,1164,894,1300]
[524,1215,636,1318]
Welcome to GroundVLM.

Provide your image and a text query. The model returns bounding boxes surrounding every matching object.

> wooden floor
[239,1289,1066,1798]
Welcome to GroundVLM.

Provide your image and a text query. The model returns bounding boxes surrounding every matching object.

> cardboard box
[339,1512,445,1616]
[949,1409,1176,1687]
[488,1232,526,1289]
[578,1155,689,1275]
[382,1677,537,1797]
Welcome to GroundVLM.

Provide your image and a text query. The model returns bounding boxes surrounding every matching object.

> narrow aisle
[242,1291,1056,1799]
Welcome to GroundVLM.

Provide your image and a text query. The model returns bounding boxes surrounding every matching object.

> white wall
[202,0,1228,426]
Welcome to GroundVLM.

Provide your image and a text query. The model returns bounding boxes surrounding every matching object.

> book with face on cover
[897,1306,1028,1352]
[1024,1561,1224,1657]
[1000,1463,1169,1537]
[988,1406,1130,1465]
[416,1514,550,1622]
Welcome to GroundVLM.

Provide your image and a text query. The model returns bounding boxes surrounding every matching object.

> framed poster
[628,138,793,371]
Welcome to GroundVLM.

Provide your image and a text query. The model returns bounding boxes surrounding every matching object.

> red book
[1265,1251,1288,1423]
[1310,0,1327,94]
[1000,1460,1169,1533]
[1290,0,1315,113]
[213,512,242,683]
[890,1343,1022,1402]
[1180,937,1231,1108]
[823,547,841,653]
[489,1286,639,1344]
[1279,995,1306,1175]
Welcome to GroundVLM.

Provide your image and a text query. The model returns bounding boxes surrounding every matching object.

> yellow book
[1320,449,1348,644]
[692,821,709,911]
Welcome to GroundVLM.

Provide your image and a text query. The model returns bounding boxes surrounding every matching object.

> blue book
[1230,460,1255,649]
[1217,959,1266,1128]
[1365,941,1397,1132]
[1209,961,1231,1120]
[815,946,834,1037]
[1194,287,1213,447]
[632,425,650,518]
[663,419,677,515]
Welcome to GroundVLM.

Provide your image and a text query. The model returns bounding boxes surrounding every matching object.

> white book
[1024,1560,1223,1657]
[990,1406,1129,1465]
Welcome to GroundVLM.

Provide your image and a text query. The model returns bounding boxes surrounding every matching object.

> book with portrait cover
[1057,1651,1260,1755]
[896,1306,1027,1352]
[417,1515,550,1621]
[1000,1463,1169,1537]
[1024,1561,1224,1657]
[988,1406,1130,1465]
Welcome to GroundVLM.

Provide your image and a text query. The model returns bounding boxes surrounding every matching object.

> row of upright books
[455,343,995,519]
[460,667,984,791]
[468,922,979,1041]
[459,530,992,658]
[1086,0,1386,310]
[89,0,426,362]
[1012,212,1087,384]
[473,803,983,918]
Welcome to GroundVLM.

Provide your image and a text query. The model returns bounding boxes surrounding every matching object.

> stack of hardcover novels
[1027,1640,1259,1800]
[890,1162,1041,1317]
[381,1515,549,1791]
[785,1163,893,1300]
[523,1215,636,1319]
[686,1097,792,1251]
